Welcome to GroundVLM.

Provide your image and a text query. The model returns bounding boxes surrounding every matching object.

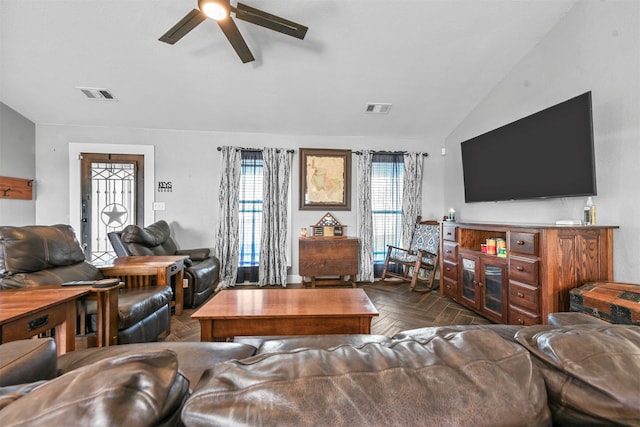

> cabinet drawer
[442,242,458,262]
[509,281,540,313]
[442,224,457,242]
[442,277,458,299]
[509,256,539,285]
[509,232,538,255]
[509,305,541,326]
[443,260,458,282]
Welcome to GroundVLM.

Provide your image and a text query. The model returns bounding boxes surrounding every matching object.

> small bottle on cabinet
[583,197,595,225]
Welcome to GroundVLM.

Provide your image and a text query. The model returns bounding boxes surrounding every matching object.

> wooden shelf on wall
[0,176,34,200]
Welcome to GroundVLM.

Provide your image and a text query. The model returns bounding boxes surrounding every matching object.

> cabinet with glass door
[459,252,508,323]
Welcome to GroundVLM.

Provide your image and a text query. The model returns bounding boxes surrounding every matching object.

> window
[371,153,404,277]
[238,151,263,282]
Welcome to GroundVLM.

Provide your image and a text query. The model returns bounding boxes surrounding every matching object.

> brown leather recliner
[108,220,219,308]
[0,224,172,344]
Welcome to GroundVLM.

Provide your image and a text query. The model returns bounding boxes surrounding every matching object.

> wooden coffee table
[0,288,88,355]
[192,288,379,341]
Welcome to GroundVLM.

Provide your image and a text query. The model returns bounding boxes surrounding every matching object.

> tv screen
[461,92,596,203]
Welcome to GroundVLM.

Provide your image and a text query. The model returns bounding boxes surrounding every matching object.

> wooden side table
[299,237,359,287]
[97,255,188,315]
[76,282,123,347]
[0,288,88,355]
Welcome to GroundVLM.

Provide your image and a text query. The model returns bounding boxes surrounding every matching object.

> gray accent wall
[0,103,36,225]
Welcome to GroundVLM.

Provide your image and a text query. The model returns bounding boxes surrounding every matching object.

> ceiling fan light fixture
[200,0,228,20]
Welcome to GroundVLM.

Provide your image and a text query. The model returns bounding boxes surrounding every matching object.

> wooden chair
[381,219,440,291]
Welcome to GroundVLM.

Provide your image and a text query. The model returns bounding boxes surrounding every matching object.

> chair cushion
[515,324,640,425]
[0,350,189,427]
[183,329,550,426]
[0,261,101,289]
[85,286,173,330]
[0,224,86,275]
[409,223,440,254]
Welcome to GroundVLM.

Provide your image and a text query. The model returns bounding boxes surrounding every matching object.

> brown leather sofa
[0,224,172,344]
[1,313,638,426]
[108,220,220,308]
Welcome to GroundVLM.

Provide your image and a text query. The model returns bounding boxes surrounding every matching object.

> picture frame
[299,148,351,210]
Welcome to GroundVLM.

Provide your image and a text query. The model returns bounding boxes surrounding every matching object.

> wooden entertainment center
[440,222,617,325]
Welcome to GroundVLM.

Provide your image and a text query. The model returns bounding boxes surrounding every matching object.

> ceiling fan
[159,0,308,63]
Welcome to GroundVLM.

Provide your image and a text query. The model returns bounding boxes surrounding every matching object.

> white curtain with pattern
[356,150,375,283]
[401,152,424,247]
[214,146,241,290]
[259,148,293,286]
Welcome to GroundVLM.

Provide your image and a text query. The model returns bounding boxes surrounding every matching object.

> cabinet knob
[516,266,525,271]
[517,292,524,298]
[516,240,525,245]
[446,250,452,254]
[517,318,524,325]
[446,267,451,272]
[477,282,483,287]
[447,232,452,236]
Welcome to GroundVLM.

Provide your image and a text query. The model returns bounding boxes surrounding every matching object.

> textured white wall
[0,103,36,225]
[444,0,640,281]
[34,124,443,278]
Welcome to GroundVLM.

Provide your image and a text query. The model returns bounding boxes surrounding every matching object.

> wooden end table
[192,288,379,341]
[97,255,188,315]
[0,288,88,355]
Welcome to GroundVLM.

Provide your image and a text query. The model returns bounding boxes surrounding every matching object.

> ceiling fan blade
[217,18,255,63]
[159,9,207,45]
[233,3,308,40]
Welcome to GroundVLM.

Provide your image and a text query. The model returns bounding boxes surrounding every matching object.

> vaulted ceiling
[0,0,577,140]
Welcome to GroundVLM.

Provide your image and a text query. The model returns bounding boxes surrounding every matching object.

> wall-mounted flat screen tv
[461,91,596,203]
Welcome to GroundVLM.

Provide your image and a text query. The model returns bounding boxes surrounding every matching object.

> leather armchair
[108,220,219,308]
[0,224,172,344]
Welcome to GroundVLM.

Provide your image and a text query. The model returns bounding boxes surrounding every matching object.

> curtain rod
[353,150,429,157]
[216,146,295,153]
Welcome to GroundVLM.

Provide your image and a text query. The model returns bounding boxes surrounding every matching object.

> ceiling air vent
[364,103,392,114]
[77,87,117,101]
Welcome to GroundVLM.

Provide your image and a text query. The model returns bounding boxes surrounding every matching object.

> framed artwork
[299,148,351,210]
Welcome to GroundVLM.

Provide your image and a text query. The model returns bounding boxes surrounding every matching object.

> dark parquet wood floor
[164,279,490,342]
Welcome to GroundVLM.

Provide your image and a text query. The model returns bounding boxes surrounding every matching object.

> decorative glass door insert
[80,153,144,264]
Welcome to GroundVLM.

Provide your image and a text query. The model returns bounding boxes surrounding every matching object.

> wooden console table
[299,237,359,287]
[0,288,87,355]
[440,221,618,325]
[97,255,188,315]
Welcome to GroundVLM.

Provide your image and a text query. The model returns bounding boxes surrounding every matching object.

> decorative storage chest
[570,281,640,325]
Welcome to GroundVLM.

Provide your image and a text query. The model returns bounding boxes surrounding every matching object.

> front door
[79,153,144,263]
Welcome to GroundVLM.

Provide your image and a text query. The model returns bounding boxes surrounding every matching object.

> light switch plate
[153,202,165,211]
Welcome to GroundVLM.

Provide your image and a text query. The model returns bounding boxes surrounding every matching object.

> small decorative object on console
[310,212,347,238]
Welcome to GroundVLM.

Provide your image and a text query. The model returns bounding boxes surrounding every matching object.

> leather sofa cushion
[0,261,101,289]
[392,324,523,343]
[0,339,57,387]
[0,350,189,427]
[177,248,210,262]
[0,381,47,411]
[121,220,178,256]
[234,334,392,354]
[516,324,640,425]
[58,342,257,387]
[0,225,86,275]
[183,329,550,426]
[546,311,610,327]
